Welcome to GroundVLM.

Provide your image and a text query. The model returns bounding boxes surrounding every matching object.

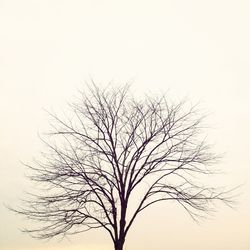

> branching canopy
[13,84,232,249]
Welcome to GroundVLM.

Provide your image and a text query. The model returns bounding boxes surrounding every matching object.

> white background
[0,1,250,249]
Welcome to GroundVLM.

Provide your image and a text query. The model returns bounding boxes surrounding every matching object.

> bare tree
[14,84,232,250]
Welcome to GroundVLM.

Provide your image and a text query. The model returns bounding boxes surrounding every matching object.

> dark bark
[114,238,125,250]
[115,198,126,250]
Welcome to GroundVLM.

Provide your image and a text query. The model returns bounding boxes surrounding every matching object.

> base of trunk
[114,240,124,250]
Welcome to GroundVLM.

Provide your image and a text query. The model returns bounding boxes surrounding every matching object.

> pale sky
[1,0,250,250]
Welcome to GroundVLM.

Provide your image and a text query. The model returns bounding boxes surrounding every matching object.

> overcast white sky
[1,1,250,250]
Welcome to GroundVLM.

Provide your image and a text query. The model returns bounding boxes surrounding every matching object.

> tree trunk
[114,198,126,250]
[114,238,125,250]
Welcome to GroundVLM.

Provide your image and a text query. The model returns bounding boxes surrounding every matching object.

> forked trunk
[114,200,126,250]
[114,238,125,250]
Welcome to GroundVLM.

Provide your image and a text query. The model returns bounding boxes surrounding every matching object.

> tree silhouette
[14,84,232,250]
